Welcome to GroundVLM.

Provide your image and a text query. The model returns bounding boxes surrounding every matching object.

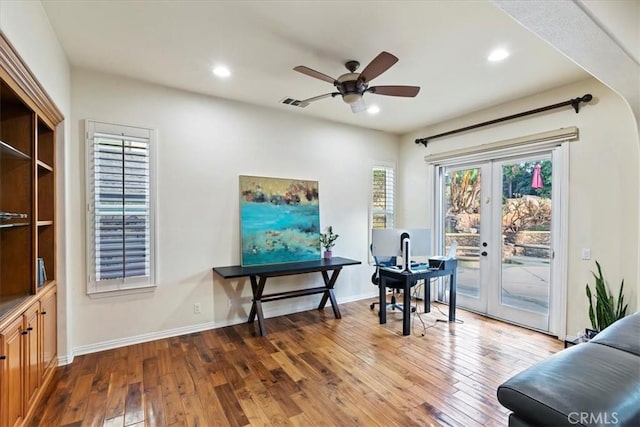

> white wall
[69,68,398,354]
[0,0,72,360]
[398,77,639,337]
[491,3,640,313]
[4,0,637,361]
[493,0,640,125]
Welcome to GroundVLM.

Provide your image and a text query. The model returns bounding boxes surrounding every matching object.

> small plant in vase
[320,226,339,259]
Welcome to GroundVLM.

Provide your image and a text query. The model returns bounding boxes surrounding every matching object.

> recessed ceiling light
[367,105,380,115]
[488,48,509,62]
[212,65,231,78]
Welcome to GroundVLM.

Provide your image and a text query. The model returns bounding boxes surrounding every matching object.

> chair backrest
[370,244,397,286]
[370,244,396,267]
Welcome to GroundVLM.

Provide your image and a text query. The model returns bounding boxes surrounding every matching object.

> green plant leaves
[586,260,627,331]
[319,226,339,250]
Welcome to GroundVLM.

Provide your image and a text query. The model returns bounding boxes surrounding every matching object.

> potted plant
[320,226,339,259]
[585,260,628,337]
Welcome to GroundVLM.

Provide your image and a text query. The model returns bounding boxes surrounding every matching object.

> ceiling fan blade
[368,85,421,97]
[293,66,336,84]
[298,92,339,107]
[358,51,398,83]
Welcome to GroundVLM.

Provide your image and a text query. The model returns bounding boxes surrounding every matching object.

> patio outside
[446,160,552,315]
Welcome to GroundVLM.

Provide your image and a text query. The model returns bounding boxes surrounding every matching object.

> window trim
[370,161,396,230]
[369,161,396,263]
[85,119,158,295]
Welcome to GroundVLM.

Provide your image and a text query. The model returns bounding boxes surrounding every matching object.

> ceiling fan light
[350,98,367,113]
[342,93,362,105]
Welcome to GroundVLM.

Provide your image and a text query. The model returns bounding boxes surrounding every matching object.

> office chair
[369,245,415,312]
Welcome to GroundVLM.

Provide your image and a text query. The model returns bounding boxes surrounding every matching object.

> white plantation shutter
[86,121,156,294]
[372,164,395,229]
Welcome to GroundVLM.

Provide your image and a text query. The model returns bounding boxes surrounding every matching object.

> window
[371,163,395,229]
[86,120,156,295]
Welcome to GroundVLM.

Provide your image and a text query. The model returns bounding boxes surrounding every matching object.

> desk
[212,257,361,336]
[378,259,457,336]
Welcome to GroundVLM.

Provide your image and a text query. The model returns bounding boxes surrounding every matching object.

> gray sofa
[497,312,640,426]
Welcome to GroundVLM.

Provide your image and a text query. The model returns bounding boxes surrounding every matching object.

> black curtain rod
[415,94,593,147]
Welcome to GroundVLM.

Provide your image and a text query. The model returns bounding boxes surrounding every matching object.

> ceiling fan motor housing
[336,73,368,103]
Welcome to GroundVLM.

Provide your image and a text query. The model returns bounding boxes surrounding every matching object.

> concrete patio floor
[454,256,550,314]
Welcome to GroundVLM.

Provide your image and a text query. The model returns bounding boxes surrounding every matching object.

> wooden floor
[29,298,562,427]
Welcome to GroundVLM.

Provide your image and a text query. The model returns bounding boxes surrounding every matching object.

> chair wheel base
[370,302,416,312]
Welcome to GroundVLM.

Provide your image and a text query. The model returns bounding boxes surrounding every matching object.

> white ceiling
[41,0,592,135]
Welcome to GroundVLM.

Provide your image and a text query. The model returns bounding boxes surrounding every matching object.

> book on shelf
[37,258,47,287]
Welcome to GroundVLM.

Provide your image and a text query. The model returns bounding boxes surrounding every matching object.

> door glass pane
[445,167,482,299]
[500,159,551,314]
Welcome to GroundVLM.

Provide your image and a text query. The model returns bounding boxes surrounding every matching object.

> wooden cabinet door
[0,316,24,427]
[23,303,39,413]
[39,288,56,378]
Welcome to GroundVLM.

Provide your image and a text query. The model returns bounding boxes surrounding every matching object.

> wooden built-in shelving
[36,160,52,172]
[0,140,30,160]
[0,30,62,427]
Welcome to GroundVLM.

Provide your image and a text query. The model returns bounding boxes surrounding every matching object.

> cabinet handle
[27,327,33,331]
[41,311,47,315]
[0,355,6,360]
[22,331,28,335]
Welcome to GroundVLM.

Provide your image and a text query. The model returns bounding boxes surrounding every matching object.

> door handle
[481,251,488,256]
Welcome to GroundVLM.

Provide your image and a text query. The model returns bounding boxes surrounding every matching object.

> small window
[86,120,156,295]
[371,163,395,229]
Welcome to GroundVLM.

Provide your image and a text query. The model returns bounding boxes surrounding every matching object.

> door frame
[427,142,569,338]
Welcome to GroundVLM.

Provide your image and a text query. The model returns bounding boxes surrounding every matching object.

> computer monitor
[371,228,431,269]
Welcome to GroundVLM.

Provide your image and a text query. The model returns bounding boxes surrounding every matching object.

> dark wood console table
[212,257,361,336]
[378,259,457,336]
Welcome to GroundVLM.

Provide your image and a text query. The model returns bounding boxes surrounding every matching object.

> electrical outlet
[194,303,201,314]
[581,248,591,260]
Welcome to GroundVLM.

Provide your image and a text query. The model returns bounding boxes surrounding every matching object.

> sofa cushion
[497,342,640,426]
[590,312,640,356]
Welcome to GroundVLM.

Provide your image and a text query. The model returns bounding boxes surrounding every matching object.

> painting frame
[239,175,321,266]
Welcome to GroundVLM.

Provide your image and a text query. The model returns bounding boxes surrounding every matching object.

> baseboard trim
[72,320,222,357]
[57,354,74,366]
[67,293,381,359]
[68,293,380,358]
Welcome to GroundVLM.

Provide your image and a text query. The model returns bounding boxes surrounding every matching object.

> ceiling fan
[292,51,420,113]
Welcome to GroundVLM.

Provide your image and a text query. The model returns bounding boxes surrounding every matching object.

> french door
[435,150,563,332]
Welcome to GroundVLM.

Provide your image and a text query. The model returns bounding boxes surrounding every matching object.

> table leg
[379,275,387,324]
[319,269,342,319]
[248,275,268,336]
[402,276,411,336]
[424,278,431,314]
[449,271,456,322]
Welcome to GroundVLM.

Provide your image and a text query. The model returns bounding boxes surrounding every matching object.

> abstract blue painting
[239,175,321,266]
